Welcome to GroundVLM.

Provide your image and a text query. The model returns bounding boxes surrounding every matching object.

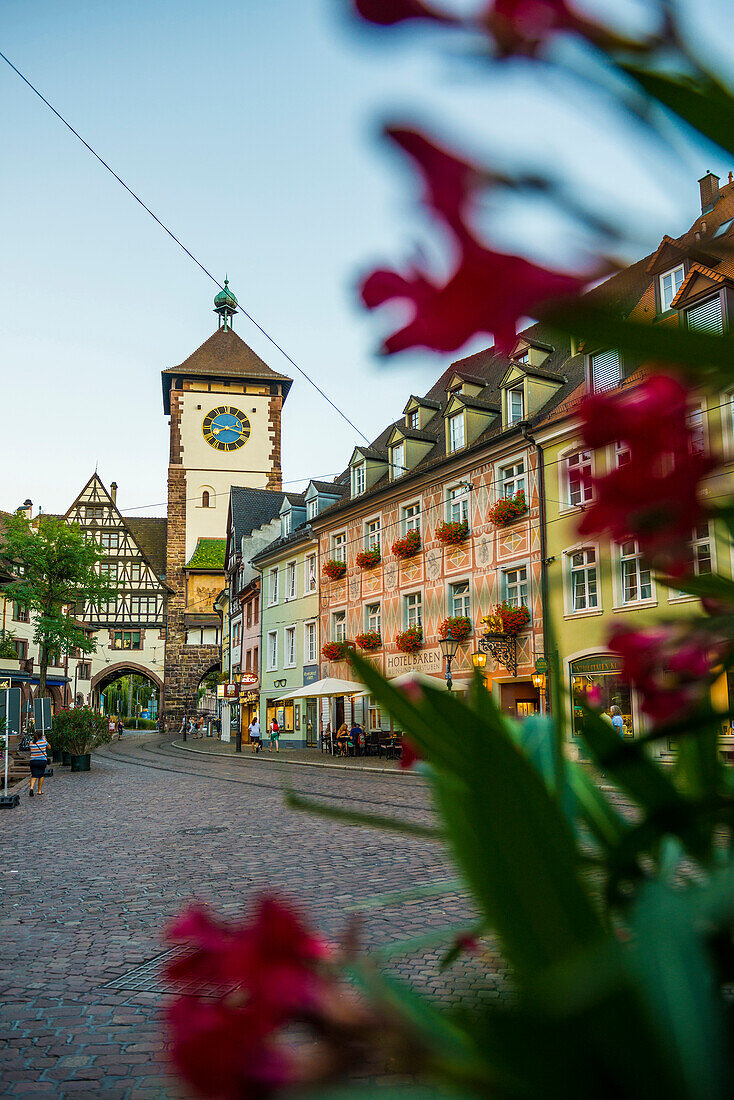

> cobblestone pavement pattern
[1,736,488,1098]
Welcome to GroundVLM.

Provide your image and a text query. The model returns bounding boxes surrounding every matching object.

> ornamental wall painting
[496,523,530,560]
[384,561,399,592]
[399,558,423,585]
[425,545,443,583]
[348,575,361,604]
[475,532,493,571]
[444,543,472,575]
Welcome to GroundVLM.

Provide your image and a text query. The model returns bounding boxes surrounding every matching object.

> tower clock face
[202,406,251,451]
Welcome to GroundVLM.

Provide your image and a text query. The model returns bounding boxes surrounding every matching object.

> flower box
[392,530,421,560]
[322,559,347,581]
[487,490,527,527]
[322,641,349,661]
[356,548,381,570]
[439,616,472,642]
[435,521,470,546]
[395,626,423,653]
[355,631,381,652]
[483,602,530,636]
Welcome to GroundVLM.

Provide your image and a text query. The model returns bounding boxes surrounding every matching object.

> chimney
[110,481,118,505]
[699,171,720,213]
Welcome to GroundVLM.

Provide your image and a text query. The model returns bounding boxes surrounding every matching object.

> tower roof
[161,326,293,413]
[213,277,238,311]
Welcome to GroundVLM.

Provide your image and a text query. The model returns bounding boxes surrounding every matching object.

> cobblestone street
[0,736,484,1098]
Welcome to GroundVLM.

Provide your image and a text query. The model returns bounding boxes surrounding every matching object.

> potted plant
[438,616,472,642]
[52,707,112,771]
[435,520,470,545]
[487,490,527,526]
[322,641,349,661]
[322,559,347,581]
[395,626,423,653]
[355,631,381,652]
[483,602,531,636]
[392,530,421,560]
[356,547,381,569]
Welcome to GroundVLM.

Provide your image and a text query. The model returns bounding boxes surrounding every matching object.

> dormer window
[507,388,524,425]
[391,442,405,480]
[352,463,366,497]
[408,409,419,429]
[687,296,723,334]
[282,511,292,538]
[307,498,318,520]
[590,349,621,393]
[659,265,685,312]
[516,350,529,365]
[448,412,465,452]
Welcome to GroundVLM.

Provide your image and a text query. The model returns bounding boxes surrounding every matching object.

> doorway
[305,699,318,747]
[335,696,345,730]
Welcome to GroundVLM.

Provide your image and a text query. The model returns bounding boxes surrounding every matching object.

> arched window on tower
[202,491,210,508]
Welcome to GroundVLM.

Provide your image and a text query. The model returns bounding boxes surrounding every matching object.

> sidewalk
[172,736,409,774]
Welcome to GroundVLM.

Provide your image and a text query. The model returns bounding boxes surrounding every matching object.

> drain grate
[178,826,230,836]
[105,946,240,998]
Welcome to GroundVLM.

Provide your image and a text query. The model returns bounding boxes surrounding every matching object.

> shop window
[450,581,470,619]
[404,592,422,629]
[500,460,525,498]
[365,517,381,551]
[284,627,296,668]
[447,485,469,526]
[366,603,381,633]
[569,548,598,612]
[502,566,528,609]
[570,657,634,740]
[332,610,346,643]
[266,630,278,671]
[304,620,317,664]
[620,540,652,603]
[285,561,297,601]
[659,266,685,312]
[565,450,593,508]
[402,503,421,535]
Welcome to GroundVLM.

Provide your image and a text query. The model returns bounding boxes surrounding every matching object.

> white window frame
[404,591,423,629]
[516,350,529,365]
[268,566,279,606]
[366,602,381,633]
[332,610,346,643]
[502,563,529,610]
[391,442,405,480]
[448,412,465,452]
[284,626,297,668]
[446,484,469,526]
[304,620,317,664]
[364,516,381,551]
[686,399,707,456]
[307,498,318,520]
[285,560,297,602]
[449,579,471,619]
[304,552,317,593]
[590,348,621,393]
[499,458,525,499]
[568,547,599,614]
[615,540,655,608]
[507,387,524,425]
[352,463,366,497]
[402,502,421,536]
[564,448,594,509]
[266,630,278,671]
[659,265,685,312]
[669,522,716,602]
[331,532,346,563]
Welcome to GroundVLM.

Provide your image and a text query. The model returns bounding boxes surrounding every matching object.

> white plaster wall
[87,626,165,703]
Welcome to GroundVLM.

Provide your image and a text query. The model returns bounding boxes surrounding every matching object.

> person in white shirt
[249,718,262,753]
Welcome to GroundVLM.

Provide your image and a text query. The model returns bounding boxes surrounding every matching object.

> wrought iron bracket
[478,632,518,677]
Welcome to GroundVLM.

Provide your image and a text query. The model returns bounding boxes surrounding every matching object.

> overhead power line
[0,49,371,446]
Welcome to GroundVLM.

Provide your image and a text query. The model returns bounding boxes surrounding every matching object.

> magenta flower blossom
[399,735,423,769]
[353,0,456,25]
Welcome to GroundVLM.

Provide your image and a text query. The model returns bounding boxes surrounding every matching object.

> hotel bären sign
[385,648,442,677]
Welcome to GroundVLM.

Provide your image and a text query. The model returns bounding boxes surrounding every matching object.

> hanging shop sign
[303,665,320,686]
[240,672,258,687]
[217,682,239,699]
[570,656,623,676]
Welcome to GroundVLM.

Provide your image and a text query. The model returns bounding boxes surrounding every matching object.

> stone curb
[170,739,413,776]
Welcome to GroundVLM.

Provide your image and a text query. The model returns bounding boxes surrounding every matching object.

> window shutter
[687,296,723,334]
[590,349,621,392]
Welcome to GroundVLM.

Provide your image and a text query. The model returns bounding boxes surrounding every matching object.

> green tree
[0,514,116,700]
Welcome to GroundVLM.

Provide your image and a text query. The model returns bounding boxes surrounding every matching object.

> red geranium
[487,602,530,635]
[322,559,347,581]
[488,490,527,526]
[435,520,470,545]
[395,626,423,653]
[579,375,717,575]
[439,616,472,642]
[322,641,349,661]
[356,547,381,569]
[392,529,422,559]
[355,631,381,651]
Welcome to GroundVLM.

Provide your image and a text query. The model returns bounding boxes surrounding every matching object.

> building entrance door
[335,696,345,731]
[305,699,318,747]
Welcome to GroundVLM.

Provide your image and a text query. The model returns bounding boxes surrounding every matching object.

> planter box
[70,753,91,772]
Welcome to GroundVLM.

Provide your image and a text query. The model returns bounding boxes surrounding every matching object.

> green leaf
[344,879,467,912]
[375,923,479,962]
[284,790,442,841]
[622,65,734,158]
[656,573,734,602]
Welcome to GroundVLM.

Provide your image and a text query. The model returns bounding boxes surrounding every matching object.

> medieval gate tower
[162,284,292,724]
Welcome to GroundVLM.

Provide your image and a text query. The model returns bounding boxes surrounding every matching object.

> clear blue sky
[1,0,730,516]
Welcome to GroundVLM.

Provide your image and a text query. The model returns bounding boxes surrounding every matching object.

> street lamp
[532,672,546,691]
[471,651,487,672]
[439,628,460,692]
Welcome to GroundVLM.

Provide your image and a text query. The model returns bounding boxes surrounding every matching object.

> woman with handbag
[29,731,50,797]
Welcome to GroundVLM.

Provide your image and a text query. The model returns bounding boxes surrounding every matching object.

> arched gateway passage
[91,662,164,728]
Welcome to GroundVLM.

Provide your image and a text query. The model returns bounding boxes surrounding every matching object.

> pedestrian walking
[117,718,123,741]
[269,718,280,752]
[249,717,261,752]
[108,715,116,738]
[610,705,625,737]
[28,731,50,798]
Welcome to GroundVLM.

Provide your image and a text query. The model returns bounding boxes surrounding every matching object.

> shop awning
[276,677,363,701]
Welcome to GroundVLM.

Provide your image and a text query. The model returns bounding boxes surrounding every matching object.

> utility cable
[0,49,371,445]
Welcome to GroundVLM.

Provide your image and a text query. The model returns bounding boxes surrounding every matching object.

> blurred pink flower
[384,127,485,232]
[353,0,456,25]
[608,626,720,725]
[579,375,716,574]
[486,0,587,55]
[399,736,423,769]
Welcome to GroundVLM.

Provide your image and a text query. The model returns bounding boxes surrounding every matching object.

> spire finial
[213,276,238,330]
